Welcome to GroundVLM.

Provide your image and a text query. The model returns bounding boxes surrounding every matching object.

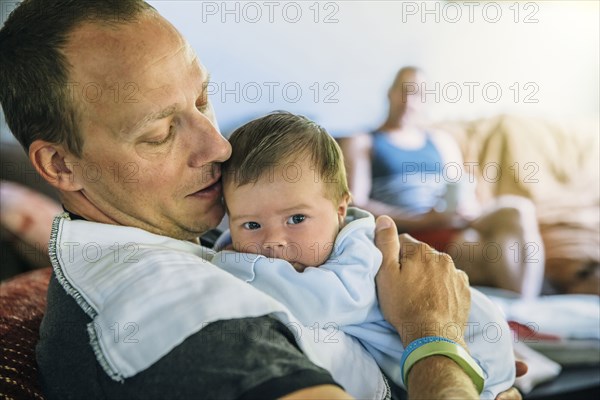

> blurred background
[0,1,599,398]
[148,0,599,136]
[2,0,599,139]
[0,0,596,140]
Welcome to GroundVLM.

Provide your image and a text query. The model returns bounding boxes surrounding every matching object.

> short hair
[0,0,155,156]
[223,111,350,204]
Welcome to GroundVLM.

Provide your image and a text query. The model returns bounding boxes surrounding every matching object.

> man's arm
[373,215,479,399]
[280,385,353,399]
[408,356,478,399]
[284,215,479,399]
[277,213,475,399]
[287,215,524,400]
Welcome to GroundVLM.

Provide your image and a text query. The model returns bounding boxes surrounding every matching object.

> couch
[435,114,600,294]
[0,268,50,399]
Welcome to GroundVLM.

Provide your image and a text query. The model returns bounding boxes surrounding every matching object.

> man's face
[389,70,427,117]
[224,158,348,272]
[62,13,231,240]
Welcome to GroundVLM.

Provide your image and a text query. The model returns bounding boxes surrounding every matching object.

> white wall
[1,0,598,141]
[150,0,599,136]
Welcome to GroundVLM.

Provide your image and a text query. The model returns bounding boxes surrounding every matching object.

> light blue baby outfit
[212,207,515,398]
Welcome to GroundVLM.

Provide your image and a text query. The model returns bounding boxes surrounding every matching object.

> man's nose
[210,130,232,163]
[187,115,232,167]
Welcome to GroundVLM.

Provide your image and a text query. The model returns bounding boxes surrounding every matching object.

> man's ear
[29,139,82,192]
[337,193,350,225]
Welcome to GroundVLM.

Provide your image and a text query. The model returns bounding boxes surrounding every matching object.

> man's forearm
[280,385,353,399]
[407,356,478,400]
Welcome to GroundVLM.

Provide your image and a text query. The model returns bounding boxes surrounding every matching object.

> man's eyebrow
[126,64,209,135]
[200,72,211,99]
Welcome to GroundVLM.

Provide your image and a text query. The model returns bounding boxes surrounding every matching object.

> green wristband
[403,340,485,394]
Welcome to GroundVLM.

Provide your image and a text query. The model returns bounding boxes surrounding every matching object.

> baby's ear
[337,193,350,223]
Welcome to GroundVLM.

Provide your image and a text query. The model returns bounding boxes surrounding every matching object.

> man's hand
[495,361,528,400]
[496,387,522,400]
[374,215,471,348]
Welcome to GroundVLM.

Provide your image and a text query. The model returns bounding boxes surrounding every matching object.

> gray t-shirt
[36,274,340,399]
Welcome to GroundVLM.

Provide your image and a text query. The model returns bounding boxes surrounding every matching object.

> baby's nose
[263,238,287,249]
[261,231,290,258]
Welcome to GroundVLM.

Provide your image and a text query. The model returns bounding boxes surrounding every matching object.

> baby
[211,111,515,396]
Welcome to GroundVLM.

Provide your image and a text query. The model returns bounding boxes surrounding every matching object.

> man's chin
[188,205,225,235]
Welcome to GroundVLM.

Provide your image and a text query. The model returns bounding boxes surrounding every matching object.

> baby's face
[224,158,348,272]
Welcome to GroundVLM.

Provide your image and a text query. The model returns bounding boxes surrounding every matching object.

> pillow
[0,268,51,400]
[0,180,61,276]
[1,179,61,245]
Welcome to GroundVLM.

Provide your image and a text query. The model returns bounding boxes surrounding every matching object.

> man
[341,66,545,299]
[0,1,522,398]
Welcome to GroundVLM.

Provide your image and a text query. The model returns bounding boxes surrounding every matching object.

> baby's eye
[287,214,306,225]
[243,221,261,230]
